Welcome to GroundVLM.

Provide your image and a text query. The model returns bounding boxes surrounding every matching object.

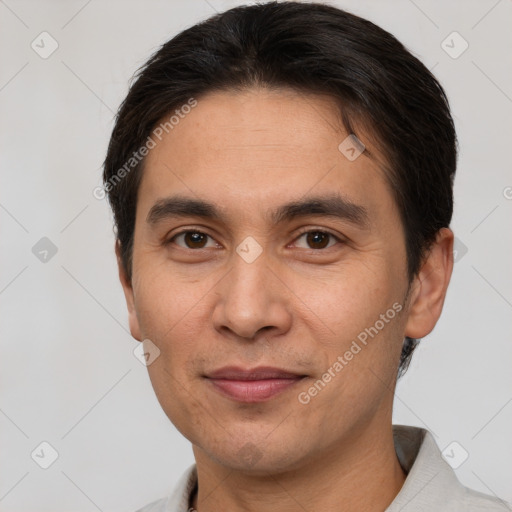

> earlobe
[115,240,142,341]
[404,228,454,339]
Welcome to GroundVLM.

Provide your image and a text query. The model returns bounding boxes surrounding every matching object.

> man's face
[121,88,415,472]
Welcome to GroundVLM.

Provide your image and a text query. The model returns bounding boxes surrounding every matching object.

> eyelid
[293,226,343,240]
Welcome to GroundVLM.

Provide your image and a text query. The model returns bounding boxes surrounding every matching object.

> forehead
[137,87,396,227]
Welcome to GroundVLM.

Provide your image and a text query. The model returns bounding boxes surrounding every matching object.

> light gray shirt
[136,425,510,511]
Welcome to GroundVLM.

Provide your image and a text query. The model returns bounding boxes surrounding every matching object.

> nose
[211,249,293,341]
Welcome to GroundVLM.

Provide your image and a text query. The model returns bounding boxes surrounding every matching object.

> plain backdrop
[1,0,511,510]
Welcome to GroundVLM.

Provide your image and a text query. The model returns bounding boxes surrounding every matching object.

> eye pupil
[306,231,330,249]
[185,232,207,248]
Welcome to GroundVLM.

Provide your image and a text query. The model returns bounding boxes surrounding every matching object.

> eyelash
[166,228,344,251]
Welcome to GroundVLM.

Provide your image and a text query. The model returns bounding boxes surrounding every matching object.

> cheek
[297,260,402,340]
[295,306,405,437]
[131,262,216,411]
[293,260,406,392]
[133,258,210,339]
[136,271,212,436]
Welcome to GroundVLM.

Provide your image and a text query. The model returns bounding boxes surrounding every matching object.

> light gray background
[1,0,511,510]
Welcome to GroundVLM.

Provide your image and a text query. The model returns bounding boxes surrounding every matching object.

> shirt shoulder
[388,425,510,511]
[454,486,511,511]
[134,464,197,512]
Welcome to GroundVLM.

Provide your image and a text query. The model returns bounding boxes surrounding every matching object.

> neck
[190,421,406,512]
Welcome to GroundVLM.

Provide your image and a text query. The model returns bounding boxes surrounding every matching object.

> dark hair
[103,1,457,376]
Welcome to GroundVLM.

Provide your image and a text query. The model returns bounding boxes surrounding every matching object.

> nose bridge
[230,249,270,301]
[212,246,291,339]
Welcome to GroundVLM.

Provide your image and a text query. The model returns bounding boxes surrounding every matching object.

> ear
[115,240,142,341]
[404,228,454,339]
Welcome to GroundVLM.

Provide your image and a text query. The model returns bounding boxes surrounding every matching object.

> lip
[205,366,307,403]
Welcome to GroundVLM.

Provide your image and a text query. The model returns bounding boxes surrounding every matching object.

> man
[102,2,509,510]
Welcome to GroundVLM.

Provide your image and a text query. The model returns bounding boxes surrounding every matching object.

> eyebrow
[146,194,370,229]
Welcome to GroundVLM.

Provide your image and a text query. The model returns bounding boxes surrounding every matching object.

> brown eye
[294,230,340,250]
[184,232,207,248]
[306,231,330,249]
[170,231,216,249]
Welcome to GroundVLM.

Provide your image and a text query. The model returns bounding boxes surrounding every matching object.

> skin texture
[117,87,454,512]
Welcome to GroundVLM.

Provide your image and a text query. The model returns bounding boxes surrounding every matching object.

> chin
[198,435,309,475]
